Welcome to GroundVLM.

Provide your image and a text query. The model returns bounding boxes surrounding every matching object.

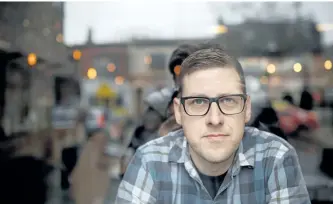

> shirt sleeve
[115,150,158,204]
[266,147,311,204]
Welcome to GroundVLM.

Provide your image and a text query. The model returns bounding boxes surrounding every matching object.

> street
[289,126,333,201]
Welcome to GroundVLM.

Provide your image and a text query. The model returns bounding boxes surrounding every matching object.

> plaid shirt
[115,127,310,204]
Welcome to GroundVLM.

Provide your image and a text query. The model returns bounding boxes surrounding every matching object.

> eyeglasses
[180,94,247,116]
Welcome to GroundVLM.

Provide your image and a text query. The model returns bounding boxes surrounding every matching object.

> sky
[64,1,333,46]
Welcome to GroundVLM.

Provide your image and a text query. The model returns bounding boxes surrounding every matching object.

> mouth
[204,134,227,138]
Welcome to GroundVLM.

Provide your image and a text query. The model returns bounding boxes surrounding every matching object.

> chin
[206,158,226,164]
[203,154,232,164]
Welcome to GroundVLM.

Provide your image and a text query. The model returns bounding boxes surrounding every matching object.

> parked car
[272,100,320,137]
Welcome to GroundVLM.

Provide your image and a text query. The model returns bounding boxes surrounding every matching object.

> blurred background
[0,1,333,204]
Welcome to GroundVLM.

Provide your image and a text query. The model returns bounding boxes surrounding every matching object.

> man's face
[174,67,251,164]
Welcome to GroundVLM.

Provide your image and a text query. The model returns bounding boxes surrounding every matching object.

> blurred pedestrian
[157,44,199,135]
[299,86,314,111]
[251,104,287,141]
[70,131,111,204]
[282,92,295,105]
[129,87,173,152]
[0,131,53,204]
[158,90,181,136]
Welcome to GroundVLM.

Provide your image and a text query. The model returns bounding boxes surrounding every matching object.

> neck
[189,146,235,177]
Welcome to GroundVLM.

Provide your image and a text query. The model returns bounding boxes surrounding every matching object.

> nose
[206,102,224,126]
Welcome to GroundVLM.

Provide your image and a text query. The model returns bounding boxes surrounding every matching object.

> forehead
[182,67,243,96]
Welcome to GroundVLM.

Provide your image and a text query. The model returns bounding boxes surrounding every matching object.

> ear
[173,97,182,125]
[244,95,252,123]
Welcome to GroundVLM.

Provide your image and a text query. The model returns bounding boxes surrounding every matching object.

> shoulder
[243,127,297,165]
[136,129,184,164]
[128,130,184,181]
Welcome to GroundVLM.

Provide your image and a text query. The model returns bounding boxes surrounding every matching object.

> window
[244,30,255,42]
[149,53,166,70]
[52,2,62,8]
[93,55,122,77]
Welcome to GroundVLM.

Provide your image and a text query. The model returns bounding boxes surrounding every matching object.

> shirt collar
[168,129,187,163]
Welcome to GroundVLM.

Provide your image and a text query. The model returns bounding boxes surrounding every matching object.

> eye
[191,98,207,105]
[221,97,237,104]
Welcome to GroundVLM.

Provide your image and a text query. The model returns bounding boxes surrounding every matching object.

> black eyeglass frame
[180,94,247,116]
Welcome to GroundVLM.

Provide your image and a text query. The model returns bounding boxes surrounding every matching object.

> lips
[205,134,227,138]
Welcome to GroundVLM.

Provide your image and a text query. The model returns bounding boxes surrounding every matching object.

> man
[299,86,314,111]
[252,105,287,141]
[120,87,173,178]
[168,44,199,85]
[159,43,225,136]
[158,44,199,136]
[158,91,182,136]
[116,45,310,203]
[128,87,174,152]
[282,92,295,105]
[129,107,165,152]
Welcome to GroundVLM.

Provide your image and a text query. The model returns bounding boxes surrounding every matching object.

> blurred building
[69,30,134,114]
[69,17,332,115]
[217,18,321,57]
[0,2,68,64]
[215,18,328,99]
[317,45,333,86]
[128,38,208,90]
[0,2,72,133]
[70,34,209,116]
[70,29,129,81]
